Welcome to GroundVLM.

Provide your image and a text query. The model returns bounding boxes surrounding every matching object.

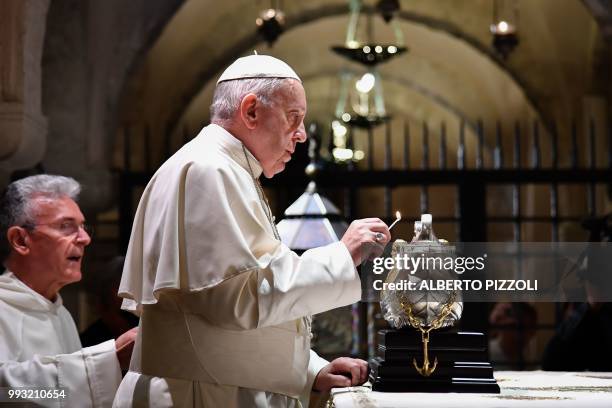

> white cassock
[114,124,361,408]
[0,271,122,407]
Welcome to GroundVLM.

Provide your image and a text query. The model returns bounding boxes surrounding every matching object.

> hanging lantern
[331,0,407,66]
[331,0,400,130]
[490,0,519,58]
[256,1,286,45]
[334,68,389,130]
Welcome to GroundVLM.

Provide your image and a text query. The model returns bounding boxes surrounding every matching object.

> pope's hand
[313,357,369,392]
[341,218,390,266]
[115,327,138,371]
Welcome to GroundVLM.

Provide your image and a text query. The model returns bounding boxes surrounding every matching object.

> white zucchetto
[216,55,301,84]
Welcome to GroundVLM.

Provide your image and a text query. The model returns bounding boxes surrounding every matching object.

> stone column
[0,0,50,187]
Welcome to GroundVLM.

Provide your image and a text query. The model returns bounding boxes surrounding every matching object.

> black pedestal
[369,329,500,393]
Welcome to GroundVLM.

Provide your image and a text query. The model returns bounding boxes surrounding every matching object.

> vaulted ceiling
[116,0,606,167]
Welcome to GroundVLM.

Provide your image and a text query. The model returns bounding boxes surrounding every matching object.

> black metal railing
[116,117,612,367]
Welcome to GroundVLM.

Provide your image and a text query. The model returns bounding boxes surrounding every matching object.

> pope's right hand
[340,218,390,266]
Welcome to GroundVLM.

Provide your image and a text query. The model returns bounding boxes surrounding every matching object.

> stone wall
[0,0,50,186]
[41,0,183,213]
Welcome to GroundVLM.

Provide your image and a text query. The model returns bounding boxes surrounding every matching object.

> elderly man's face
[25,196,91,287]
[255,80,307,177]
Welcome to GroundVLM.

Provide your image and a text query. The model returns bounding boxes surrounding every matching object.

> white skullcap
[216,55,301,84]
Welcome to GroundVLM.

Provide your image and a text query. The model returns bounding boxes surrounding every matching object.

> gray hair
[0,175,81,261]
[210,77,292,123]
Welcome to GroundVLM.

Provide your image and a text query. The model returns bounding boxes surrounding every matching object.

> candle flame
[497,21,509,33]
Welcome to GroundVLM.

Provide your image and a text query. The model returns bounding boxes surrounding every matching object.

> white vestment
[115,124,361,407]
[0,271,122,407]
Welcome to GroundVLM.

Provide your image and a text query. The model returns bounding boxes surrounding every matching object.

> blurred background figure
[81,256,139,347]
[542,213,612,371]
[489,302,538,370]
[542,302,612,371]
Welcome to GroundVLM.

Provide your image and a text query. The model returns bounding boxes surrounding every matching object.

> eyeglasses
[23,221,93,238]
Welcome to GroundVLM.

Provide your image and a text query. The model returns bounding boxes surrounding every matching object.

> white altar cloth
[330,371,612,408]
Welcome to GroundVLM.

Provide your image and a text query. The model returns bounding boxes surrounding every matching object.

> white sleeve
[0,340,121,408]
[304,350,329,395]
[300,350,329,407]
[175,240,360,330]
[256,241,360,327]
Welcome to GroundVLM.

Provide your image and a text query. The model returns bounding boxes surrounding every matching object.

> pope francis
[113,55,390,407]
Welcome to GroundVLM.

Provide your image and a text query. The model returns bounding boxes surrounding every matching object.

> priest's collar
[0,270,64,312]
[210,124,263,178]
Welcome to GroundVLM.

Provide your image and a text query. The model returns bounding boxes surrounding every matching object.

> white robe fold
[115,124,361,407]
[0,271,122,407]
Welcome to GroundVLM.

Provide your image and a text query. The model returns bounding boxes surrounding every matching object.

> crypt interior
[1,0,612,370]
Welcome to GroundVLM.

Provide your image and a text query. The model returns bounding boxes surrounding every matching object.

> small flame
[389,211,402,230]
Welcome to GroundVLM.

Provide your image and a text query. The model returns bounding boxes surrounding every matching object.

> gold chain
[241,144,281,240]
[399,290,457,335]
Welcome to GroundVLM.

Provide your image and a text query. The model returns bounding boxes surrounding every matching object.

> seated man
[0,174,137,407]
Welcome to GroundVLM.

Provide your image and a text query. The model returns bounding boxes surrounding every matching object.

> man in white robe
[114,55,390,408]
[0,175,138,407]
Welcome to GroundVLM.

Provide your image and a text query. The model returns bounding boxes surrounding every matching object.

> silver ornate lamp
[371,214,500,393]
